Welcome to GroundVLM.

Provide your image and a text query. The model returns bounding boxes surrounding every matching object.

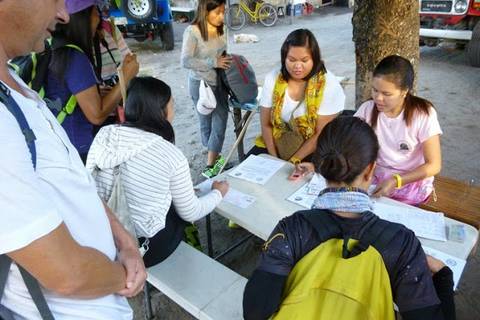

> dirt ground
[125,6,480,320]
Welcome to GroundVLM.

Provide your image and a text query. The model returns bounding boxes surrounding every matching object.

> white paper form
[373,201,447,241]
[194,179,256,209]
[422,246,466,290]
[227,155,285,185]
[287,174,326,209]
[223,188,256,208]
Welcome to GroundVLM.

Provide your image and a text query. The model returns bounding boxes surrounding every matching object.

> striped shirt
[86,125,222,238]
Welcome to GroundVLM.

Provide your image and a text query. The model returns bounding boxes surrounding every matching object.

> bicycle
[226,0,278,31]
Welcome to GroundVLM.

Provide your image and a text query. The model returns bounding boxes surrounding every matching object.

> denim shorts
[188,77,229,153]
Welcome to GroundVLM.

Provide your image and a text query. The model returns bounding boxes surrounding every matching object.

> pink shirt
[355,100,442,176]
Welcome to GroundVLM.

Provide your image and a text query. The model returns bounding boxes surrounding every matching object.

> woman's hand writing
[372,177,396,198]
[288,162,315,181]
[212,180,229,196]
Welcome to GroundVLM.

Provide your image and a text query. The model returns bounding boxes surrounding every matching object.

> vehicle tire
[466,39,480,67]
[424,38,439,47]
[122,0,157,22]
[258,4,278,27]
[226,4,246,31]
[160,22,174,51]
[471,22,480,41]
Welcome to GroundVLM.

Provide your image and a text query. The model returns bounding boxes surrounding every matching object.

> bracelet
[289,156,301,165]
[393,174,402,189]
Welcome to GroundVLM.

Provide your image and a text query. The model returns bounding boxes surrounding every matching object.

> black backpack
[8,40,85,124]
[218,54,258,106]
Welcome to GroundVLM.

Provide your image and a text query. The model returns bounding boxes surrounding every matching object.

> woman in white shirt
[87,77,228,267]
[251,28,345,165]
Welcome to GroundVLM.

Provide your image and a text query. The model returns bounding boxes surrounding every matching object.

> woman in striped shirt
[87,76,229,267]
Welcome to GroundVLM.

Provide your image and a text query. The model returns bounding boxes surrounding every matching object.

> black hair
[124,77,175,143]
[50,6,100,83]
[280,29,326,81]
[313,116,379,184]
[192,0,225,41]
[371,55,433,128]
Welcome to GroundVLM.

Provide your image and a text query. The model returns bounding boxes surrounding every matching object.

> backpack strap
[343,213,402,259]
[301,209,343,242]
[0,82,54,318]
[0,256,54,320]
[302,209,402,260]
[0,82,37,169]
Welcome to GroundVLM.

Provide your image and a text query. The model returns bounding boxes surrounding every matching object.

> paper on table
[373,201,447,241]
[422,246,466,290]
[307,174,327,195]
[228,155,285,185]
[223,188,256,209]
[287,174,326,209]
[194,179,256,209]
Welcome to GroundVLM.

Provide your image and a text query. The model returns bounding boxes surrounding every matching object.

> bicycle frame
[237,0,265,23]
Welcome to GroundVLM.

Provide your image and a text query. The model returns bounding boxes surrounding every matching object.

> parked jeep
[419,0,480,67]
[109,0,175,50]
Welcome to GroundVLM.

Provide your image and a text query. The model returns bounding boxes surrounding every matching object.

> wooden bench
[144,241,247,319]
[420,176,480,229]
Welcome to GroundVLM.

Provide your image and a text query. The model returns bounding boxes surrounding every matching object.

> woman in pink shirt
[354,55,442,205]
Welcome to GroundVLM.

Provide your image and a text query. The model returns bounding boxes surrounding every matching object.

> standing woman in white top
[87,77,229,267]
[250,29,345,165]
[181,0,232,179]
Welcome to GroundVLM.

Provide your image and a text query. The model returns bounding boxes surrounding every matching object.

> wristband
[289,156,301,165]
[393,174,402,189]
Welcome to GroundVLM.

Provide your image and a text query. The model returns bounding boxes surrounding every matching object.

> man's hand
[116,244,147,297]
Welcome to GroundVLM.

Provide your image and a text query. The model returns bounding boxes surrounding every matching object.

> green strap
[54,43,84,124]
[7,62,20,73]
[56,95,77,124]
[65,44,83,52]
[29,53,38,88]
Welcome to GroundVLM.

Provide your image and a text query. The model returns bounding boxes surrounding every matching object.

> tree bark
[352,0,420,108]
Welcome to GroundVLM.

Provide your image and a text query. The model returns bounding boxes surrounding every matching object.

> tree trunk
[352,0,420,108]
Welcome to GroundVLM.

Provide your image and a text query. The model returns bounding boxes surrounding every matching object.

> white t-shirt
[259,69,345,122]
[0,71,132,319]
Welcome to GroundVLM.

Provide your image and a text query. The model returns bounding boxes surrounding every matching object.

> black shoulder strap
[302,210,402,260]
[344,213,402,259]
[301,209,343,242]
[0,82,36,169]
[0,82,53,319]
[0,256,54,320]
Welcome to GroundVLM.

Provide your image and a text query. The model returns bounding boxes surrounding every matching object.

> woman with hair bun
[243,116,454,320]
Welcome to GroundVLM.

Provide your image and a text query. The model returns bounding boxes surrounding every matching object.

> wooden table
[420,176,480,230]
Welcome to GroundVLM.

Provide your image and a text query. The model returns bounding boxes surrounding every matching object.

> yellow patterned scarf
[255,72,327,148]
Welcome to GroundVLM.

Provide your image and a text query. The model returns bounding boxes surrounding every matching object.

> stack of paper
[228,155,285,185]
[373,201,447,241]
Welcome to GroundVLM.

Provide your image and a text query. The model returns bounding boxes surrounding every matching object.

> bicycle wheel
[226,4,246,31]
[258,3,278,27]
